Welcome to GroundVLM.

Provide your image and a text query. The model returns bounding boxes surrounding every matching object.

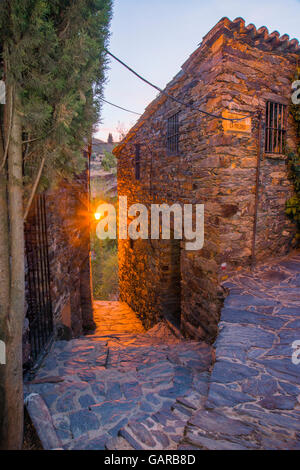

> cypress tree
[0,0,112,449]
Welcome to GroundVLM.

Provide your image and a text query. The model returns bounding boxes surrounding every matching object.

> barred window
[167,112,180,153]
[265,101,286,154]
[135,144,141,180]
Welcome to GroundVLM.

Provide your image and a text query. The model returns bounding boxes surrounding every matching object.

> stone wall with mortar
[115,17,299,343]
[46,156,94,338]
[23,153,94,367]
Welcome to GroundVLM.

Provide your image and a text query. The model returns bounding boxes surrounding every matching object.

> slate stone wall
[116,18,299,342]
[46,159,94,338]
[24,153,94,367]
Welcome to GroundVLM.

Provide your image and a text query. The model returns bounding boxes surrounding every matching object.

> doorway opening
[89,138,119,301]
[159,239,182,329]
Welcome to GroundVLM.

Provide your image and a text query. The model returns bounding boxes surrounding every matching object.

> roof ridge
[114,17,299,154]
[200,16,299,53]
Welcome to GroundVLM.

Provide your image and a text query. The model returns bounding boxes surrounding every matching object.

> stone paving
[25,254,300,450]
[181,254,300,450]
[25,301,213,450]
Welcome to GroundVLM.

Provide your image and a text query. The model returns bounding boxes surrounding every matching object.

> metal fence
[25,194,53,365]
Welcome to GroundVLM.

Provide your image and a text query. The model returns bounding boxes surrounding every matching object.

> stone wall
[115,17,299,343]
[24,152,94,367]
[46,156,94,337]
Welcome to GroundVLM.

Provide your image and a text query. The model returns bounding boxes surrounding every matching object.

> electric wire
[104,48,253,122]
[101,98,142,116]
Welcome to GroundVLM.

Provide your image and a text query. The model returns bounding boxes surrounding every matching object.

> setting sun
[94,212,101,221]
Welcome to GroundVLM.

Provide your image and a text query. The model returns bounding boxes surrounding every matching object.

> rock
[67,435,108,450]
[256,358,300,384]
[91,400,137,424]
[241,375,279,397]
[122,381,142,399]
[127,421,157,447]
[211,360,259,384]
[221,309,286,330]
[189,409,255,437]
[106,382,122,400]
[206,383,255,408]
[258,395,298,410]
[25,393,62,450]
[118,429,144,450]
[56,391,77,413]
[69,409,100,439]
[152,430,170,448]
[224,294,279,309]
[184,431,248,450]
[78,394,96,408]
[216,324,276,349]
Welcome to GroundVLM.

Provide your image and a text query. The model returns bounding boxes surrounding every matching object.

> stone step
[106,407,184,450]
[24,393,63,450]
[25,372,209,450]
[105,376,210,450]
[25,309,214,450]
[179,406,300,450]
[105,436,135,451]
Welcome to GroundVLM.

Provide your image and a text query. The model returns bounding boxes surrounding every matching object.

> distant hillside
[90,138,118,199]
[92,137,115,155]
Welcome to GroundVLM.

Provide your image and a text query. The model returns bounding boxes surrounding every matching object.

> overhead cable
[104,48,253,122]
[101,98,142,116]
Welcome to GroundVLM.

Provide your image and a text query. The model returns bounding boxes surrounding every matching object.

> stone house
[23,148,94,369]
[115,17,300,343]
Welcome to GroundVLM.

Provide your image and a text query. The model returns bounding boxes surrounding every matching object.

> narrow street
[1,1,299,453]
[25,302,213,450]
[25,254,300,450]
[181,253,300,450]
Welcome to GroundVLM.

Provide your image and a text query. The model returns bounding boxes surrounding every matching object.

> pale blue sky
[95,0,300,141]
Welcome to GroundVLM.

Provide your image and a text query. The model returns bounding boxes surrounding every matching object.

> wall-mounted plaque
[222,110,252,134]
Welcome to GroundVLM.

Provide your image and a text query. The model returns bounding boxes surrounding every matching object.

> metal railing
[25,194,53,365]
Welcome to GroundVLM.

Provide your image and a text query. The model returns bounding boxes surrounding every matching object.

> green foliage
[286,75,300,243]
[93,243,118,300]
[102,150,117,173]
[91,193,118,300]
[91,233,118,300]
[0,0,112,192]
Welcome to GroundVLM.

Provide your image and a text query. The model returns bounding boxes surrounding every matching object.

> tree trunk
[3,89,25,450]
[0,93,11,449]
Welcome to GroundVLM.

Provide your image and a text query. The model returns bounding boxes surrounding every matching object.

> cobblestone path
[25,254,300,450]
[181,254,300,450]
[25,301,213,450]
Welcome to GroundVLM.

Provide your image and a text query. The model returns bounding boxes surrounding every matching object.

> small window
[265,101,286,154]
[135,144,141,180]
[167,112,180,153]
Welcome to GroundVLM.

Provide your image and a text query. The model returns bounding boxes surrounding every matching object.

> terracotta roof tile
[201,17,299,53]
[114,17,299,154]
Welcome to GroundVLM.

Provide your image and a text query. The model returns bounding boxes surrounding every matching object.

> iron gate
[25,194,53,364]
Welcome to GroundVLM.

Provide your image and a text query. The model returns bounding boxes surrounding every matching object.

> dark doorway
[25,194,53,366]
[159,239,182,328]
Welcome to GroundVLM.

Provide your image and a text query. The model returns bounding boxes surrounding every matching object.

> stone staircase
[25,302,214,450]
[25,254,300,451]
[106,374,209,450]
[179,254,300,450]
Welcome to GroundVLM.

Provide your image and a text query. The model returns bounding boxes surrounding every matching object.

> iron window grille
[265,101,287,154]
[167,112,180,153]
[135,144,141,180]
